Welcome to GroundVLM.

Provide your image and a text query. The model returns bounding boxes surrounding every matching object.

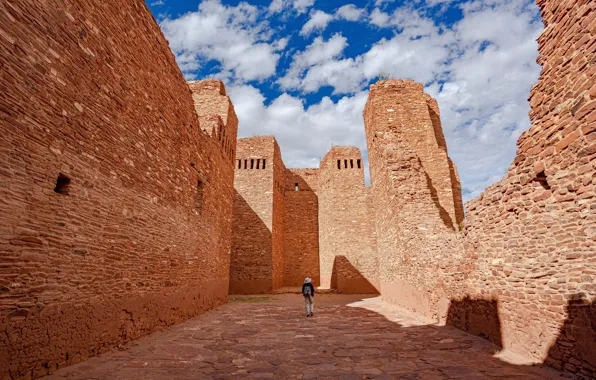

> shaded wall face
[460,0,596,373]
[0,1,235,378]
[318,148,379,293]
[230,138,276,294]
[283,169,320,287]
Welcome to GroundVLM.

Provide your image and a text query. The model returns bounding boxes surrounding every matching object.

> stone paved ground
[47,294,574,379]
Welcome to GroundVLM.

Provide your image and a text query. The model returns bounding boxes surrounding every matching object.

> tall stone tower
[363,79,465,315]
[230,136,286,294]
[317,147,379,293]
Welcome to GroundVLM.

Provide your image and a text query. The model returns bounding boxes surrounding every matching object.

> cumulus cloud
[228,85,371,175]
[336,4,366,21]
[269,0,315,15]
[300,10,334,36]
[160,0,285,82]
[158,0,544,202]
[273,0,542,201]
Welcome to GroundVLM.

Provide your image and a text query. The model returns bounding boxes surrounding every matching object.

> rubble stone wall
[0,1,236,378]
[461,0,596,374]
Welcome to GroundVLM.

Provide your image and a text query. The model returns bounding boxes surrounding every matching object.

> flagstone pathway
[47,294,574,379]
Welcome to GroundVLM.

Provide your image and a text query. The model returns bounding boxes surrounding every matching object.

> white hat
[304,277,311,283]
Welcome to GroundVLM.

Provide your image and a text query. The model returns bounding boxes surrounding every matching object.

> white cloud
[278,33,349,90]
[263,0,542,201]
[228,85,371,176]
[269,0,315,15]
[336,4,366,21]
[159,0,544,202]
[160,0,285,82]
[300,10,334,36]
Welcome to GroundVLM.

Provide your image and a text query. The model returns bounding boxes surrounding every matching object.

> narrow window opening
[344,159,347,168]
[337,160,340,169]
[350,159,354,168]
[54,173,71,195]
[262,159,266,169]
[244,159,247,169]
[237,160,241,169]
[250,159,254,169]
[295,183,299,192]
[195,180,205,212]
[533,171,550,190]
[357,159,361,169]
[256,159,261,169]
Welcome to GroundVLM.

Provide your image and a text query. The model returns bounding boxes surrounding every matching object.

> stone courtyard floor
[47,294,574,379]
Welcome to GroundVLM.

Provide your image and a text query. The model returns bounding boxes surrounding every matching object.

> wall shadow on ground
[545,294,596,374]
[445,294,596,377]
[230,190,273,294]
[331,255,380,295]
[44,294,575,379]
[446,296,503,347]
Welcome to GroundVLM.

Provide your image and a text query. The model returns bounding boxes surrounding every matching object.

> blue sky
[147,0,543,202]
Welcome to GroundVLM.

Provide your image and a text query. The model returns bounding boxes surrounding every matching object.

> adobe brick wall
[283,169,320,287]
[318,147,379,293]
[460,0,596,375]
[230,136,285,294]
[0,1,236,378]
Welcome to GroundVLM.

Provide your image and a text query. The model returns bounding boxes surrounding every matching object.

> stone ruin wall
[0,0,237,378]
[231,141,379,294]
[317,147,379,294]
[230,137,281,294]
[461,0,596,374]
[363,80,468,317]
[362,0,595,375]
[283,169,321,287]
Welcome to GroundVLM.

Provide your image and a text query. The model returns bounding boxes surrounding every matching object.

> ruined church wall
[271,144,286,290]
[0,1,236,378]
[230,136,278,294]
[318,147,379,293]
[363,80,470,318]
[460,0,596,374]
[283,169,321,287]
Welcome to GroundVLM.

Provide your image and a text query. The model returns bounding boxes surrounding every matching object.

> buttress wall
[0,1,236,378]
[460,0,596,374]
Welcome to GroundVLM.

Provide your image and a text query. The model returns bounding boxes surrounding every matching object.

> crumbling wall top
[188,79,226,96]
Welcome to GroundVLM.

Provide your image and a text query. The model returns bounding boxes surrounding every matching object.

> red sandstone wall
[271,144,287,290]
[0,1,236,378]
[363,80,468,316]
[460,0,596,375]
[230,137,281,294]
[318,147,379,293]
[283,169,320,287]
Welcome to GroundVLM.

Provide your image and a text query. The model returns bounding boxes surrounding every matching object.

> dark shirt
[302,283,315,296]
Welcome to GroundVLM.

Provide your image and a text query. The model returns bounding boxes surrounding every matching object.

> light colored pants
[304,295,314,315]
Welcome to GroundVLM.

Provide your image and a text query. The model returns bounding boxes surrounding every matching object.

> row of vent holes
[337,159,361,169]
[237,158,266,169]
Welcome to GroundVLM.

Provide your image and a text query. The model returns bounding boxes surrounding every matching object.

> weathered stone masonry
[0,1,236,378]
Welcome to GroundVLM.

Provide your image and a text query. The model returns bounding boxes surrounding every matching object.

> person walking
[302,277,315,317]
